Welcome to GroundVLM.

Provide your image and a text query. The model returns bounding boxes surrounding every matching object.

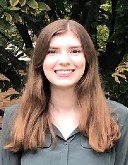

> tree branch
[15,22,33,49]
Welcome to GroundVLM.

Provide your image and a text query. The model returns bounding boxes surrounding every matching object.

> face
[43,31,86,89]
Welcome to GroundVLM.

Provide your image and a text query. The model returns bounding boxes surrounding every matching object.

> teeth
[55,70,74,74]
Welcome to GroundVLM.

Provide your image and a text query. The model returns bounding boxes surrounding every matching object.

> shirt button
[65,142,68,145]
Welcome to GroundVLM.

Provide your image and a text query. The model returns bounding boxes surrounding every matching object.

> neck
[50,86,79,114]
[49,86,81,138]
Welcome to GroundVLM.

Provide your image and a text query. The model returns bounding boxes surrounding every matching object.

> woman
[1,19,128,165]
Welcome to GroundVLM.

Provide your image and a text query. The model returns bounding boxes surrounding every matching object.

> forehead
[49,31,82,47]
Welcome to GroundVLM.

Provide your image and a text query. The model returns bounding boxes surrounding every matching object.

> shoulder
[1,104,20,146]
[4,104,19,114]
[3,104,19,122]
[106,99,128,125]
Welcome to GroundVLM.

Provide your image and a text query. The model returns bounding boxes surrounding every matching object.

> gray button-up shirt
[1,100,128,165]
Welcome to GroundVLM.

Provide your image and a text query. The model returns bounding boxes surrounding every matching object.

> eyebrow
[70,46,83,48]
[49,46,83,49]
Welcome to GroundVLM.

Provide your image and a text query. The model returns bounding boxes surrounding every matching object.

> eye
[70,49,82,54]
[47,49,56,54]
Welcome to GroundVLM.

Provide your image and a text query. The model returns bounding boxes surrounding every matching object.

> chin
[51,83,76,89]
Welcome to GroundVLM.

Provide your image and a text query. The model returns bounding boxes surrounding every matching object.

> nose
[58,51,70,65]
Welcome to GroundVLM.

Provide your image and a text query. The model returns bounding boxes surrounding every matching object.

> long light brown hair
[5,19,120,152]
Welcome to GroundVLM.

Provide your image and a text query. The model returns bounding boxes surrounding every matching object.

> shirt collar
[52,124,80,140]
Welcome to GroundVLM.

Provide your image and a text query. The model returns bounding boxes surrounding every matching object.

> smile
[54,69,75,75]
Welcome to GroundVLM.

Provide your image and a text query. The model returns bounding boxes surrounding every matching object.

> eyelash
[47,49,82,54]
[47,50,56,54]
[70,49,81,53]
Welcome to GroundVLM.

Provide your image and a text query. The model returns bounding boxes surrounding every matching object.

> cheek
[43,57,57,70]
[42,61,51,78]
[76,57,86,70]
[42,63,47,75]
[42,61,52,82]
[81,59,86,68]
[43,57,55,71]
[42,58,58,81]
[43,61,49,71]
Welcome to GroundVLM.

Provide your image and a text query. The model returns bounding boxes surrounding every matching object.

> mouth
[54,69,75,76]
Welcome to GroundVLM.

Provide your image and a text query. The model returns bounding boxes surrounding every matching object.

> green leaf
[19,0,26,6]
[0,80,10,92]
[11,12,22,23]
[27,0,38,9]
[38,2,51,11]
[4,12,12,21]
[121,0,128,9]
[120,83,128,93]
[29,8,37,15]
[10,0,19,6]
[0,0,7,7]
[0,19,11,30]
[8,6,20,10]
[0,38,8,46]
[21,5,28,13]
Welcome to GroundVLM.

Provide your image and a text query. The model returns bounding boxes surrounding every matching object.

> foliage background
[0,0,128,107]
